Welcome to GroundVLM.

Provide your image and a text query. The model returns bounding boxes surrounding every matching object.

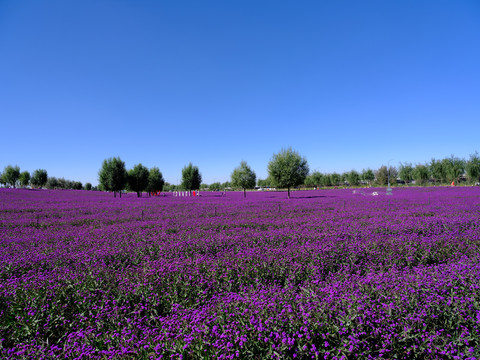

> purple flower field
[1,187,480,359]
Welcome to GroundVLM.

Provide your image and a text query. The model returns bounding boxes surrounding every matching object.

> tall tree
[31,169,48,188]
[146,167,165,195]
[181,163,202,191]
[361,168,375,186]
[257,178,272,188]
[413,164,429,185]
[209,182,221,191]
[398,162,414,185]
[375,166,388,186]
[442,155,465,183]
[128,163,149,197]
[347,170,360,186]
[46,177,59,189]
[330,172,341,186]
[19,171,31,187]
[466,152,480,184]
[84,182,93,191]
[267,147,309,199]
[3,165,20,188]
[429,159,446,184]
[98,157,128,198]
[231,161,256,198]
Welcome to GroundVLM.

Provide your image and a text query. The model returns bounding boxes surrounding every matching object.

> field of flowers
[1,187,480,359]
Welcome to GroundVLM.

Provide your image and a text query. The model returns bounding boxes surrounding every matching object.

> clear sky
[1,1,479,186]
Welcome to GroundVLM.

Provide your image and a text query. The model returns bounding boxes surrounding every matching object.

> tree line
[2,151,479,197]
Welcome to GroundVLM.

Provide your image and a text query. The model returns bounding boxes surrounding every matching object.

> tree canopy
[31,169,48,188]
[466,152,480,183]
[128,163,149,197]
[146,167,165,194]
[231,161,256,198]
[98,157,127,197]
[19,171,31,187]
[268,148,309,198]
[3,165,20,188]
[181,163,202,191]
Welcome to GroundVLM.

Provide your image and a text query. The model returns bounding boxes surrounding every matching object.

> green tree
[375,166,388,186]
[231,161,256,198]
[98,157,128,198]
[413,164,429,185]
[346,170,360,186]
[0,172,5,187]
[209,182,221,191]
[127,163,150,197]
[322,174,333,187]
[398,162,414,185]
[146,167,165,195]
[3,165,20,188]
[442,155,465,183]
[466,152,480,184]
[330,172,341,186]
[181,163,202,191]
[257,178,272,188]
[268,147,309,199]
[429,159,446,184]
[222,181,231,189]
[19,171,31,187]
[85,182,92,191]
[31,169,48,188]
[46,177,59,189]
[361,168,375,185]
[73,181,83,190]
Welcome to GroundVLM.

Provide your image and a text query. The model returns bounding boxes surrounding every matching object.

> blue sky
[1,1,479,185]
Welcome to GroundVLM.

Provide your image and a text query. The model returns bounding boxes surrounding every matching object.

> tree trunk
[119,191,122,198]
[114,191,116,198]
[287,187,290,199]
[137,191,140,198]
[244,188,246,198]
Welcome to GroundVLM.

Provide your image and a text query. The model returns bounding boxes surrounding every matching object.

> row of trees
[299,153,480,188]
[0,166,48,189]
[98,157,165,197]
[3,151,479,198]
[0,165,96,191]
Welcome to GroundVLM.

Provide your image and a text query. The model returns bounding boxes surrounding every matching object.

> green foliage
[413,164,429,185]
[31,169,48,188]
[98,157,128,197]
[329,172,341,186]
[347,170,360,186]
[146,167,165,194]
[181,163,202,191]
[257,178,272,188]
[375,166,388,185]
[182,163,202,191]
[466,152,480,183]
[3,165,20,188]
[361,168,375,185]
[222,181,231,189]
[46,177,59,189]
[398,162,414,184]
[18,171,31,187]
[127,163,150,197]
[267,147,309,198]
[321,174,333,187]
[84,183,92,191]
[231,161,256,197]
[72,181,83,190]
[442,155,465,183]
[209,182,221,191]
[429,158,446,184]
